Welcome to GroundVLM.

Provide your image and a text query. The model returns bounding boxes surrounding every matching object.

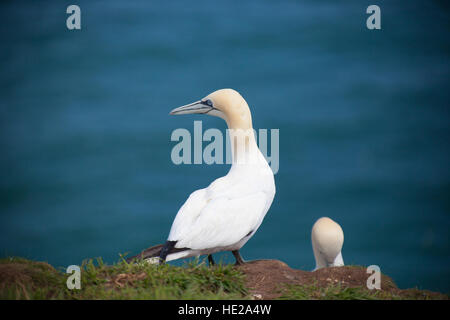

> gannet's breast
[168,151,275,252]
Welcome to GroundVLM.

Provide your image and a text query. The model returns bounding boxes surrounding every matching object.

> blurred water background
[0,0,449,293]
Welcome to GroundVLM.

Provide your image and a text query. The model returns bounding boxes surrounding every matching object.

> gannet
[129,89,276,265]
[311,217,344,271]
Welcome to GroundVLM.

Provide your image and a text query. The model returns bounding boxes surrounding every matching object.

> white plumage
[167,155,274,261]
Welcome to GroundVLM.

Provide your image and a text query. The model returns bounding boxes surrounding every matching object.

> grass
[278,282,447,300]
[0,256,249,300]
[278,283,389,300]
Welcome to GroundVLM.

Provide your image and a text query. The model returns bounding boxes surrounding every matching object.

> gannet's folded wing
[167,188,208,241]
[168,191,268,250]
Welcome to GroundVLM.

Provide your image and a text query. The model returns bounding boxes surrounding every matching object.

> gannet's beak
[170,101,213,115]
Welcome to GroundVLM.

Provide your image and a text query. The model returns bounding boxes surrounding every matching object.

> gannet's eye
[205,99,213,107]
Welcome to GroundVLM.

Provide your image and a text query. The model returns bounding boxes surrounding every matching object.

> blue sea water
[0,0,449,293]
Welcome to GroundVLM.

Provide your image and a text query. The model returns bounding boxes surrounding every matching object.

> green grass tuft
[278,282,446,300]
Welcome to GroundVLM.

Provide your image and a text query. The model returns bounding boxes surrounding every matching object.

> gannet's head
[170,89,253,130]
[311,217,344,271]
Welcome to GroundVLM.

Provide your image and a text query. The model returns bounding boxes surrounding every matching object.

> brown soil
[0,261,57,299]
[237,259,447,300]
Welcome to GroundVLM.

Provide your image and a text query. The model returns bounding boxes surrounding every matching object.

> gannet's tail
[126,243,164,263]
[126,241,191,264]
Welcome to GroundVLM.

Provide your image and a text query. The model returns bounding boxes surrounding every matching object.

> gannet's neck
[224,102,253,132]
[312,241,328,270]
[228,128,259,165]
[313,249,344,271]
[223,101,260,166]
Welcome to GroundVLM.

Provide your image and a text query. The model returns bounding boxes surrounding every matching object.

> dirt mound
[237,259,446,300]
[0,259,58,299]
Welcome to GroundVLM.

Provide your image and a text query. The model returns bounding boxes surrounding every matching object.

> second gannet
[129,89,276,265]
[311,217,344,270]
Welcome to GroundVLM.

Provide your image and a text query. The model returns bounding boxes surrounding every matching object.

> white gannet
[311,217,344,271]
[129,89,276,265]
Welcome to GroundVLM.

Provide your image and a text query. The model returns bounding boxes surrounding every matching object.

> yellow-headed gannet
[130,89,276,265]
[311,217,344,270]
